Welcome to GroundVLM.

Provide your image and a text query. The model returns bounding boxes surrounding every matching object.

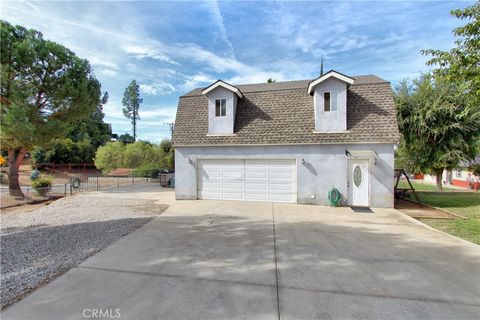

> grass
[407,191,480,245]
[397,180,454,191]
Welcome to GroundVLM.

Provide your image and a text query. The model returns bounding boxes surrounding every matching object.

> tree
[123,141,155,168]
[394,75,480,190]
[94,142,125,174]
[122,80,142,141]
[267,78,276,83]
[422,2,479,110]
[118,133,135,144]
[31,138,96,164]
[68,92,111,148]
[159,139,174,169]
[0,21,105,196]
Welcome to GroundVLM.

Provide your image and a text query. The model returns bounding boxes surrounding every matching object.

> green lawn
[408,191,480,244]
[397,180,454,191]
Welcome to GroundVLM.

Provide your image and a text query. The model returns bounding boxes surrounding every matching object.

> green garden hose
[328,187,341,207]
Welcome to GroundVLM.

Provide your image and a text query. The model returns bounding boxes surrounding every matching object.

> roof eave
[307,70,355,95]
[201,80,244,98]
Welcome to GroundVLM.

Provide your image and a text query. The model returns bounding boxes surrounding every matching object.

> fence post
[70,183,72,195]
[117,176,119,188]
[64,184,67,196]
[96,176,99,191]
[26,186,29,197]
[132,174,134,185]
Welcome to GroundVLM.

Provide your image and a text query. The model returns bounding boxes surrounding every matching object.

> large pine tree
[122,80,142,141]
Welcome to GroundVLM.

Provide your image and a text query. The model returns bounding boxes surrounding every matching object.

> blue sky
[0,0,473,142]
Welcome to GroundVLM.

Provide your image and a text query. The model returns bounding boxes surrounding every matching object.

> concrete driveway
[2,185,480,319]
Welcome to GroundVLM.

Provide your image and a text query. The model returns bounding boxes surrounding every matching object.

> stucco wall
[206,87,235,135]
[174,143,395,208]
[313,78,347,132]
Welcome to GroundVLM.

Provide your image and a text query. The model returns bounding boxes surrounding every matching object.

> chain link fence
[21,171,174,198]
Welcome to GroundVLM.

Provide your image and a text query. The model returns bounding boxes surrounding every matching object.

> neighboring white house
[173,70,400,207]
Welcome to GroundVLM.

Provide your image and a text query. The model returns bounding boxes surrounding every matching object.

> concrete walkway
[2,185,480,319]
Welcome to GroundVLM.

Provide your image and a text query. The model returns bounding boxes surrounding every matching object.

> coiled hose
[328,187,341,207]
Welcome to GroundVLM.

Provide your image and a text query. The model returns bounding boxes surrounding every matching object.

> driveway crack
[272,202,281,320]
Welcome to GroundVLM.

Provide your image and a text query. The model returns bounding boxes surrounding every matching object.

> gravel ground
[0,186,167,309]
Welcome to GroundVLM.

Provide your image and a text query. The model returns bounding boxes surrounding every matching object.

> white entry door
[348,159,369,207]
[197,159,296,203]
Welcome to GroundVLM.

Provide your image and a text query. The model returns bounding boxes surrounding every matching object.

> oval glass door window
[353,165,362,187]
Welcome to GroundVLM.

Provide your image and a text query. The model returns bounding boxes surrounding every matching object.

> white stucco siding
[207,87,235,135]
[313,78,347,132]
[174,144,395,208]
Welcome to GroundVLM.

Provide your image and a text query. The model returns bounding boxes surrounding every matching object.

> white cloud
[124,45,179,65]
[89,56,120,70]
[139,82,176,96]
[181,73,216,90]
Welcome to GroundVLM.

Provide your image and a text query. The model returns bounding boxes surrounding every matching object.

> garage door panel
[245,182,268,191]
[199,191,222,199]
[222,182,243,190]
[200,171,221,179]
[245,193,268,201]
[199,181,222,189]
[269,183,292,191]
[245,171,268,179]
[222,171,243,180]
[270,171,293,179]
[198,159,296,203]
[222,192,244,200]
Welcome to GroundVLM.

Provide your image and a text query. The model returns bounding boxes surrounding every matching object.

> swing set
[394,169,420,203]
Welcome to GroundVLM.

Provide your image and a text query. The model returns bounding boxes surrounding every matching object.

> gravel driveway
[0,183,167,309]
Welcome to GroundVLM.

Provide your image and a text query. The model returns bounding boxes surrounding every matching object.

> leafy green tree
[94,142,125,173]
[0,21,106,196]
[118,133,135,144]
[422,2,479,110]
[123,141,155,168]
[67,92,111,148]
[31,138,96,164]
[395,75,480,190]
[122,80,142,141]
[159,139,174,169]
[267,78,276,83]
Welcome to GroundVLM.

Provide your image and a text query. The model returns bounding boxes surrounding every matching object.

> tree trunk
[133,115,136,142]
[435,169,444,191]
[7,148,26,197]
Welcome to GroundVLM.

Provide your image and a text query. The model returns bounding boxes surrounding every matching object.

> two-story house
[173,70,400,207]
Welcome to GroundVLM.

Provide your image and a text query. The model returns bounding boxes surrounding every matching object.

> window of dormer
[323,92,337,112]
[324,92,331,111]
[215,99,226,117]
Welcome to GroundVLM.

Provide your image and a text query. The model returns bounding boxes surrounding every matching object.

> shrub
[31,138,96,165]
[124,141,155,168]
[94,142,125,174]
[133,165,162,178]
[94,140,175,173]
[31,176,52,191]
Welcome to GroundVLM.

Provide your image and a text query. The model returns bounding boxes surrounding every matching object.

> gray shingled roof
[173,75,400,146]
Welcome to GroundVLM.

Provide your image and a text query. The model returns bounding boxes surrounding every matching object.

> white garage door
[198,159,296,203]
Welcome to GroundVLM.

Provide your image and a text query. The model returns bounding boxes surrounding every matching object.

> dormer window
[215,99,226,117]
[324,92,337,112]
[202,80,242,135]
[324,92,331,111]
[309,70,354,132]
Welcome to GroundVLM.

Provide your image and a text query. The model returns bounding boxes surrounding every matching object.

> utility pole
[163,122,174,140]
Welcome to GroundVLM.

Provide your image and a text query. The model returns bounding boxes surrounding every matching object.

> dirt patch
[1,195,61,214]
[395,199,458,219]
